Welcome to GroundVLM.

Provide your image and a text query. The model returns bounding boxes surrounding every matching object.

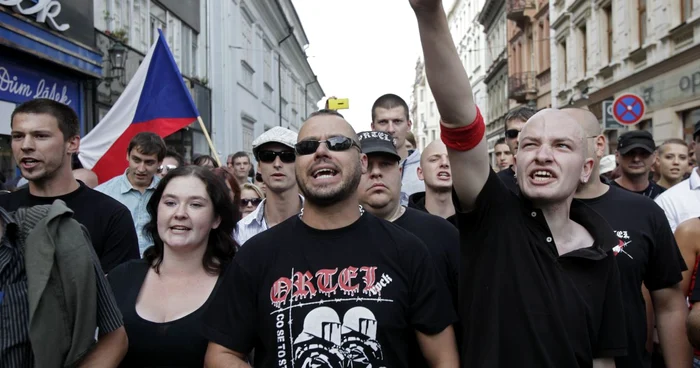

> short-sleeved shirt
[0,183,140,272]
[0,207,123,367]
[455,169,627,367]
[202,212,457,367]
[96,172,159,255]
[655,168,700,232]
[579,184,685,368]
[107,259,223,367]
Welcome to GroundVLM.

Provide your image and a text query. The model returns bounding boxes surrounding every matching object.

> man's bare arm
[651,285,693,367]
[78,327,128,368]
[416,326,460,368]
[411,0,490,210]
[592,358,615,368]
[204,342,251,368]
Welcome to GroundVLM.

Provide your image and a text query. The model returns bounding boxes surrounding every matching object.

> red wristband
[440,107,485,151]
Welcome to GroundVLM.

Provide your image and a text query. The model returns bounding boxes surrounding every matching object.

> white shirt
[234,194,304,246]
[654,168,700,232]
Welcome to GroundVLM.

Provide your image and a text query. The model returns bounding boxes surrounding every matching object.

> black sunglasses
[240,198,263,207]
[295,136,360,156]
[258,150,296,163]
[158,164,177,173]
[505,129,520,139]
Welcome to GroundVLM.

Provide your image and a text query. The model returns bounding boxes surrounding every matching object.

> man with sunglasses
[156,148,183,179]
[204,109,459,367]
[497,106,536,192]
[234,127,303,245]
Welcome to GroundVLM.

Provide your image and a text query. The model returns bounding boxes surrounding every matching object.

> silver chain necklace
[299,205,365,220]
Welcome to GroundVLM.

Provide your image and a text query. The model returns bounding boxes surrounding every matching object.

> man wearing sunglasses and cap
[612,130,666,199]
[203,109,459,367]
[234,126,303,245]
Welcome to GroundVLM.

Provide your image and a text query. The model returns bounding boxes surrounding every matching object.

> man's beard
[298,162,362,207]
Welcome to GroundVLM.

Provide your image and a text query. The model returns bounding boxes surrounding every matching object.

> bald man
[569,108,691,368]
[73,168,99,188]
[203,109,459,368]
[408,140,456,225]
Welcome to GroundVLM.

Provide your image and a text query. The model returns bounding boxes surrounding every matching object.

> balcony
[508,72,538,102]
[506,0,536,23]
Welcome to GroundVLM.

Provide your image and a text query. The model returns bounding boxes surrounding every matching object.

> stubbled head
[296,112,366,208]
[418,139,452,192]
[515,108,594,205]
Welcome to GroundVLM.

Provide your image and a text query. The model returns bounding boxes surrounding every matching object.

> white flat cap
[252,127,298,156]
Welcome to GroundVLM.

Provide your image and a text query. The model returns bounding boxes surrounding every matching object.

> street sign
[612,93,646,125]
[602,101,625,130]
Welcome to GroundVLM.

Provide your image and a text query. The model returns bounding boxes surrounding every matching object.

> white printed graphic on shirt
[269,266,393,368]
[613,230,634,259]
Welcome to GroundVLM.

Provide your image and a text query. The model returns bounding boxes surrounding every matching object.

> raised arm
[411,0,490,210]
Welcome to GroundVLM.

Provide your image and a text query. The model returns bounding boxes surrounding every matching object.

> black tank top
[107,259,224,367]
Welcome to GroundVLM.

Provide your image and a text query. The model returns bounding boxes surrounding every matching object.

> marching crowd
[3,0,700,367]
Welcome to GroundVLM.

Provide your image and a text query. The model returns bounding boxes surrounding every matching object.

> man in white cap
[235,127,303,245]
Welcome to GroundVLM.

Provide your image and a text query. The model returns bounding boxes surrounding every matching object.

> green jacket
[16,200,98,368]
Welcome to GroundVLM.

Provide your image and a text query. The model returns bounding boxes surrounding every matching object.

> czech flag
[79,29,199,183]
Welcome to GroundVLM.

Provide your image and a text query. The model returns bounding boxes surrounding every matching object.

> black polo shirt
[455,169,627,367]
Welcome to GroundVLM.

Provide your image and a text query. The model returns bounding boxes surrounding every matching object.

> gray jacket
[18,200,98,368]
[400,149,425,206]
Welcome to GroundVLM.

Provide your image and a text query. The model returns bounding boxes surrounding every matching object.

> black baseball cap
[357,131,401,162]
[617,130,655,155]
[694,121,700,140]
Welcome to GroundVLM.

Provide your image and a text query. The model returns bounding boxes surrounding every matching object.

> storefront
[581,43,700,145]
[0,1,102,182]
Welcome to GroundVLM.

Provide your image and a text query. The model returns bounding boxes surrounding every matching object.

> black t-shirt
[455,169,627,367]
[202,212,457,367]
[611,179,666,199]
[394,207,460,368]
[579,185,685,368]
[0,183,139,272]
[406,192,457,227]
[496,166,518,193]
[107,259,223,367]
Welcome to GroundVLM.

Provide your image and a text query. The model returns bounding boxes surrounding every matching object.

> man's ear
[417,166,424,181]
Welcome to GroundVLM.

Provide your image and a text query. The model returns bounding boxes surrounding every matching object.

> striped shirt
[0,207,123,367]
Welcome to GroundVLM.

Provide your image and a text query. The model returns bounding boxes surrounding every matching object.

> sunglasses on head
[258,150,296,163]
[505,129,520,139]
[240,198,263,207]
[294,136,360,156]
[158,164,177,173]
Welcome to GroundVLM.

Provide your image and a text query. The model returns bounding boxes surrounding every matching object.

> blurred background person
[493,137,513,172]
[656,139,690,190]
[254,172,266,194]
[157,148,184,179]
[599,154,617,183]
[107,166,238,367]
[211,167,242,223]
[73,168,99,188]
[405,130,417,151]
[227,152,252,187]
[193,155,218,169]
[240,183,264,218]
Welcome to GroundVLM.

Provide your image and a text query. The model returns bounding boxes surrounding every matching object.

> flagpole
[197,116,222,167]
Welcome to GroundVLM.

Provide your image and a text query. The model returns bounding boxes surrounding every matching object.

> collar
[119,169,159,194]
[240,194,305,226]
[691,168,700,190]
[0,206,19,246]
[519,196,616,260]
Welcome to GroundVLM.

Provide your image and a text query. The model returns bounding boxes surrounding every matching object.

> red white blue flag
[79,29,199,183]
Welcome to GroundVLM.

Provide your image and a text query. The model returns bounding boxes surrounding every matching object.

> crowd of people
[2,0,700,367]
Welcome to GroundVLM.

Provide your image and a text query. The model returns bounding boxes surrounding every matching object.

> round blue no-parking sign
[612,93,646,125]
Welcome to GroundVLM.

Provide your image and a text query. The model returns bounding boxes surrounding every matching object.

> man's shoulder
[657,178,691,199]
[0,188,28,211]
[402,207,455,230]
[94,175,122,192]
[74,187,133,218]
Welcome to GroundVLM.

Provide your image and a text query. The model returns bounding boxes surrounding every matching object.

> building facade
[551,0,700,148]
[209,0,324,159]
[479,0,510,164]
[411,0,489,153]
[506,0,552,110]
[0,1,103,182]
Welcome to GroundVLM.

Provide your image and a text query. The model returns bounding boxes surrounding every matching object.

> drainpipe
[278,28,293,126]
[304,75,318,119]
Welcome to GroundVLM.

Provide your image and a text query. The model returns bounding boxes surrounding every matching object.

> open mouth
[437,171,451,180]
[530,170,554,182]
[312,168,338,179]
[170,225,191,233]
[21,158,39,166]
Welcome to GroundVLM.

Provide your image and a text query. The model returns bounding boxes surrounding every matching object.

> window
[281,99,288,120]
[263,41,273,87]
[420,113,425,124]
[420,89,424,102]
[579,24,587,75]
[559,41,567,84]
[132,0,149,53]
[430,102,435,117]
[280,65,288,99]
[150,3,166,45]
[431,129,436,141]
[263,84,273,105]
[682,0,693,22]
[181,26,193,76]
[242,120,255,154]
[604,6,613,63]
[167,15,182,66]
[241,9,254,67]
[639,0,647,45]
